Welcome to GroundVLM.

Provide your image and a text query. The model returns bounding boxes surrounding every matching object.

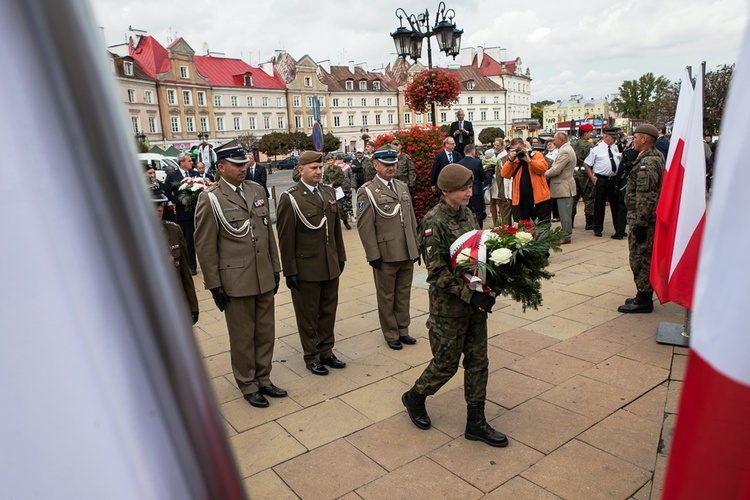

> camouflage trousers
[628,224,655,293]
[414,312,489,404]
[574,170,595,216]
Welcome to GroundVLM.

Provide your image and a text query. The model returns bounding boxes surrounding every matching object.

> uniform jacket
[625,147,665,227]
[276,182,346,281]
[362,157,375,183]
[396,153,416,188]
[418,201,479,317]
[322,164,344,188]
[166,167,200,221]
[501,152,551,205]
[571,138,593,168]
[194,179,280,297]
[356,177,418,263]
[429,149,464,187]
[245,163,268,197]
[162,220,199,313]
[545,142,577,198]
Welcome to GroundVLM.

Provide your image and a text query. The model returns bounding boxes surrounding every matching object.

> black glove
[286,275,298,290]
[339,261,345,273]
[633,225,647,244]
[414,255,422,266]
[191,311,199,324]
[369,258,382,269]
[210,287,229,312]
[470,292,496,313]
[273,272,280,295]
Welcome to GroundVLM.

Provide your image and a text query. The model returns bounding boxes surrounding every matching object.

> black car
[276,155,298,170]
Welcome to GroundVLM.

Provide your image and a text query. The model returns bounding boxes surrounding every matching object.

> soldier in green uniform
[322,154,350,229]
[572,123,595,229]
[152,184,199,324]
[362,142,376,183]
[618,124,665,313]
[402,164,508,448]
[393,139,416,191]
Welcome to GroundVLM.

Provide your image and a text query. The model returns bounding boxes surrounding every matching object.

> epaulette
[162,220,180,228]
[282,186,298,195]
[205,184,220,192]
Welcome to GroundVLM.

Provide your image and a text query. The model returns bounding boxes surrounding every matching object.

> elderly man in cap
[357,144,419,350]
[277,151,347,376]
[572,123,595,229]
[194,146,286,408]
[583,127,623,237]
[618,124,665,313]
[402,163,508,448]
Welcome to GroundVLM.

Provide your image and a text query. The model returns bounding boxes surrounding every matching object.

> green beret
[438,163,473,192]
[634,123,659,139]
[299,151,323,165]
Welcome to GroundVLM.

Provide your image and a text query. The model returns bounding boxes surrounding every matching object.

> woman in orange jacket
[500,137,552,223]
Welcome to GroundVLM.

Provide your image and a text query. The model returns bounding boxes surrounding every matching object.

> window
[388,114,394,124]
[374,98,380,106]
[214,95,222,107]
[440,112,447,122]
[416,114,423,124]
[494,95,499,104]
[183,90,192,106]
[307,116,314,128]
[361,98,367,107]
[480,111,487,121]
[264,117,270,129]
[233,117,241,131]
[293,95,301,107]
[468,112,474,121]
[373,80,381,90]
[200,117,208,132]
[345,80,353,90]
[127,89,136,103]
[197,91,205,106]
[334,116,341,127]
[262,97,269,107]
[375,114,381,125]
[144,90,153,104]
[467,81,474,90]
[333,98,339,107]
[230,95,238,107]
[494,110,500,120]
[359,80,367,90]
[348,115,355,126]
[404,113,411,124]
[306,96,314,107]
[276,97,283,107]
[180,66,189,79]
[171,116,180,133]
[244,75,252,86]
[481,96,486,104]
[186,116,195,133]
[247,96,254,107]
[123,61,134,76]
[131,116,140,133]
[318,97,325,108]
[148,116,157,133]
[304,76,312,87]
[387,97,393,106]
[294,116,302,128]
[347,98,353,107]
[167,89,176,106]
[362,115,368,126]
[248,117,256,130]
[468,96,474,104]
[216,117,225,131]
[277,116,284,129]
[427,112,432,123]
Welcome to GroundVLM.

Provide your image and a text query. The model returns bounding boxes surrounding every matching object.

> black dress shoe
[399,335,417,345]
[343,221,352,230]
[594,231,602,237]
[387,340,403,350]
[259,384,288,398]
[306,362,329,376]
[190,269,198,276]
[321,355,347,369]
[244,391,269,408]
[611,233,626,240]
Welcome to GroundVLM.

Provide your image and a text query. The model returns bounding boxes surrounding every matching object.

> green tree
[611,73,671,119]
[704,64,734,135]
[322,132,341,152]
[258,132,290,161]
[478,127,505,145]
[531,100,553,123]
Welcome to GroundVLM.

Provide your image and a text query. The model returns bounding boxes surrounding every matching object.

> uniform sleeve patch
[358,201,365,212]
[424,228,433,237]
[640,166,647,170]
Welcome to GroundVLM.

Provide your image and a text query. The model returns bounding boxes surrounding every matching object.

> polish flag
[662,33,750,498]
[649,68,706,309]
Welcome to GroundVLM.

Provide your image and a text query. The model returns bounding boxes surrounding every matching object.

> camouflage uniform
[395,152,416,190]
[363,157,375,183]
[322,164,347,223]
[571,138,594,221]
[624,146,664,292]
[413,201,488,404]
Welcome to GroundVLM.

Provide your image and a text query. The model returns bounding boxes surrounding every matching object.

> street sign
[312,97,320,122]
[312,122,324,152]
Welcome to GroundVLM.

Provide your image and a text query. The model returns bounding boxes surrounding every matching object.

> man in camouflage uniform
[402,164,508,448]
[322,154,351,229]
[571,123,595,229]
[362,141,376,183]
[393,139,416,192]
[618,124,664,313]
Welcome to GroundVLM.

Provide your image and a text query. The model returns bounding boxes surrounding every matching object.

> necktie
[447,152,453,163]
[607,147,618,175]
[250,168,255,181]
[458,122,464,143]
[236,185,245,200]
[388,181,395,192]
[313,187,323,200]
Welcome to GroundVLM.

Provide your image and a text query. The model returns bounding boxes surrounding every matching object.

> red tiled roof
[194,56,286,89]
[129,35,170,79]
[318,65,395,92]
[462,53,516,77]
[444,67,503,91]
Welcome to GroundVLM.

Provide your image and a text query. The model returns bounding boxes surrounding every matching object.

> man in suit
[545,132,577,244]
[194,146,286,408]
[166,152,200,275]
[245,154,268,198]
[655,123,670,161]
[458,144,489,228]
[429,137,463,195]
[276,151,347,376]
[449,109,474,155]
[356,144,420,350]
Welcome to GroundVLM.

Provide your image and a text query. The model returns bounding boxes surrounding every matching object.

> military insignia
[329,200,336,206]
[375,188,381,193]
[640,166,647,170]
[358,201,365,212]
[263,217,268,226]
[384,205,391,211]
[223,207,240,213]
[254,199,265,207]
[169,245,180,251]
[424,228,433,237]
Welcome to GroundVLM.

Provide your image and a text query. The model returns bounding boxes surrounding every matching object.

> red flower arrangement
[403,68,461,114]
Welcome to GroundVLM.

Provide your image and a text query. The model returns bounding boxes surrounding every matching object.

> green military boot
[465,402,508,447]
[402,387,431,430]
[618,291,654,313]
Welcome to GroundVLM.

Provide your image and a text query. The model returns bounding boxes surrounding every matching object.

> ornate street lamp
[197,131,209,142]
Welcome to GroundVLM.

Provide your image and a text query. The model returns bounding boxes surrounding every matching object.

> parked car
[276,155,299,170]
[137,153,179,182]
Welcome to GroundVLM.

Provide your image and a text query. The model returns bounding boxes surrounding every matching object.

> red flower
[403,68,461,114]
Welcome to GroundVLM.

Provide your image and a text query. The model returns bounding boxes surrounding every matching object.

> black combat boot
[585,215,593,230]
[402,387,431,430]
[464,402,508,447]
[618,291,654,313]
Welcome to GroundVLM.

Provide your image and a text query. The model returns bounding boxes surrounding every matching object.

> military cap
[372,144,398,165]
[579,123,594,132]
[356,148,364,153]
[603,127,619,136]
[438,163,473,191]
[215,146,249,164]
[634,123,660,139]
[325,153,335,161]
[150,184,168,203]
[299,150,323,165]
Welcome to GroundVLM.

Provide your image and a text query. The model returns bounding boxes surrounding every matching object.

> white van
[137,153,180,182]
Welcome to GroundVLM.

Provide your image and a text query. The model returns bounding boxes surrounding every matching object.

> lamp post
[360,126,370,147]
[390,1,463,126]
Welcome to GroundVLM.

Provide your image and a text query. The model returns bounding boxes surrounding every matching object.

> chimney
[460,46,476,66]
[318,59,331,73]
[476,46,484,67]
[260,61,274,77]
[348,60,355,73]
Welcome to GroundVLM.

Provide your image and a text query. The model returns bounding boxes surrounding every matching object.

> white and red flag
[663,34,750,498]
[649,68,707,309]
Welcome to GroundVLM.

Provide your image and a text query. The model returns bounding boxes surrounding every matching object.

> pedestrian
[245,154,268,198]
[362,141,376,183]
[276,151,348,376]
[501,137,552,223]
[458,143,489,228]
[338,154,355,223]
[351,148,366,188]
[393,139,416,192]
[357,144,420,350]
[583,127,622,237]
[618,124,665,313]
[194,146,287,408]
[486,138,512,227]
[402,163,508,447]
[166,152,200,275]
[572,123,595,230]
[449,109,474,155]
[545,132,577,244]
[322,153,351,230]
[429,137,463,196]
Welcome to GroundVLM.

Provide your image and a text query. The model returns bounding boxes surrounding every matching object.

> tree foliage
[478,127,505,145]
[322,132,341,152]
[236,133,258,154]
[258,132,291,159]
[704,64,734,135]
[531,100,553,123]
[610,73,671,119]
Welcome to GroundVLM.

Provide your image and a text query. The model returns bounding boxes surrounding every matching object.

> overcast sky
[90,0,748,102]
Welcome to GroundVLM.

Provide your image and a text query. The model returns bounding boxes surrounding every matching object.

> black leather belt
[595,173,615,178]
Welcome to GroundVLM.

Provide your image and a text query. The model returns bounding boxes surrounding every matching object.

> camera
[514,148,526,159]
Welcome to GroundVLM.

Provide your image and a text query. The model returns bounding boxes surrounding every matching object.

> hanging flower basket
[404,68,462,114]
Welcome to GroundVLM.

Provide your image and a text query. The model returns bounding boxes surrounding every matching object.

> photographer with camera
[500,137,551,223]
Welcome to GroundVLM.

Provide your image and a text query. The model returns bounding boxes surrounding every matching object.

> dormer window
[244,75,252,86]
[373,80,381,90]
[467,81,475,90]
[359,80,367,90]
[123,61,134,76]
[180,66,189,79]
[345,80,353,90]
[304,76,312,87]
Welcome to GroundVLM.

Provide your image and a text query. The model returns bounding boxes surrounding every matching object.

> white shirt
[584,141,622,176]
